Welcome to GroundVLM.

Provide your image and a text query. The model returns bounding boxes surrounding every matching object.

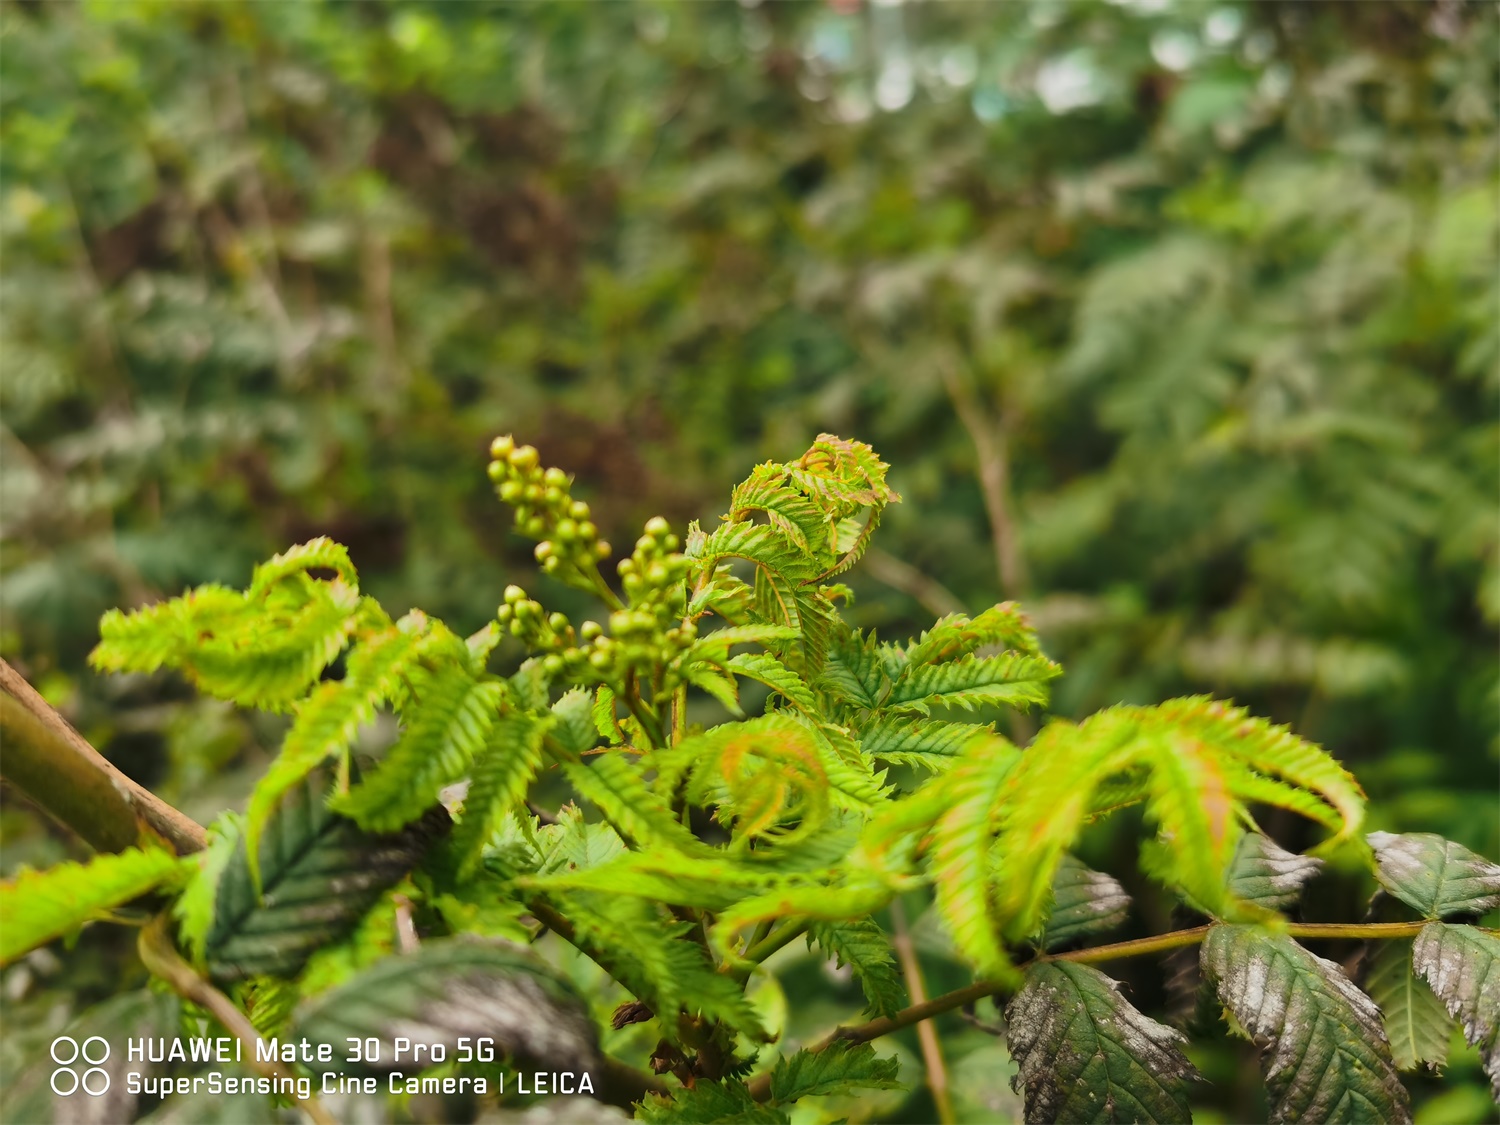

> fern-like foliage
[57,434,1500,1124]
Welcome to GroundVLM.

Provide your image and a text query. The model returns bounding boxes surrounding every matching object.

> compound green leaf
[858,716,990,774]
[1364,938,1453,1070]
[885,651,1060,714]
[1368,832,1500,920]
[807,918,907,1018]
[1201,925,1410,1123]
[245,625,422,882]
[1226,833,1324,913]
[452,713,551,877]
[638,1079,787,1124]
[1006,960,1196,1123]
[819,629,888,710]
[1041,855,1132,950]
[204,773,444,981]
[551,687,599,754]
[0,845,183,965]
[1411,923,1500,1100]
[905,603,1040,666]
[728,651,820,715]
[294,937,599,1076]
[768,1041,902,1104]
[333,668,503,831]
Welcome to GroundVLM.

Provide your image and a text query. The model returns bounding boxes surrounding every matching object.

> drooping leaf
[807,918,907,1018]
[905,602,1041,666]
[245,623,423,882]
[561,751,704,854]
[1041,855,1132,950]
[1006,960,1197,1124]
[1201,924,1411,1123]
[1411,922,1500,1100]
[637,1079,787,1124]
[204,772,444,981]
[0,845,183,965]
[728,651,820,715]
[768,1041,903,1103]
[1226,832,1324,913]
[1368,832,1500,919]
[294,937,600,1075]
[989,699,1366,946]
[558,891,765,1041]
[1364,938,1453,1071]
[332,667,504,831]
[929,732,1024,981]
[452,712,551,877]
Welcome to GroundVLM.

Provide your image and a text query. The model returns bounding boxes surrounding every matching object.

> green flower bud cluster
[495,584,595,679]
[487,435,611,577]
[601,516,698,675]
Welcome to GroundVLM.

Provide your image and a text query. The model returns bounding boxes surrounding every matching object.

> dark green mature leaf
[0,845,182,965]
[807,918,907,1018]
[1041,855,1132,950]
[637,1079,787,1124]
[203,773,444,982]
[1006,960,1196,1124]
[1411,923,1500,1100]
[768,1041,902,1103]
[295,937,599,1076]
[1364,938,1453,1070]
[1368,832,1500,919]
[1226,833,1324,913]
[1201,925,1411,1123]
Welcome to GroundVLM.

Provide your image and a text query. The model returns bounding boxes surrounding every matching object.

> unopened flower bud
[645,516,670,537]
[580,621,603,641]
[569,501,590,521]
[504,585,526,605]
[490,435,515,460]
[548,612,570,632]
[499,480,524,503]
[510,445,539,471]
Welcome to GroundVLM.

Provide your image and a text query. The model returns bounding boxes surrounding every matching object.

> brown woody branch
[0,658,205,854]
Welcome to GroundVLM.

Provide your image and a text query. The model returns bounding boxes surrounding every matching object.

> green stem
[139,917,336,1125]
[745,917,1458,1103]
[744,919,809,965]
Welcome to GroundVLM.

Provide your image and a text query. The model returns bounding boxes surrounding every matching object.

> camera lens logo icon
[50,1036,110,1096]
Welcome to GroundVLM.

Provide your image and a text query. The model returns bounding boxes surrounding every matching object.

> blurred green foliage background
[1,1,1496,1122]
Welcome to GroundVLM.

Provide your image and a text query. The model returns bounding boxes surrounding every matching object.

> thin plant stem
[890,899,955,1125]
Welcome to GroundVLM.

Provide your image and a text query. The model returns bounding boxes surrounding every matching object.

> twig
[862,547,965,619]
[890,900,954,1125]
[138,917,336,1125]
[747,917,1457,1102]
[937,358,1027,599]
[0,659,205,854]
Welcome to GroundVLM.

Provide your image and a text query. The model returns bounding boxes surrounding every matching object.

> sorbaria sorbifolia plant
[3,436,1497,1124]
